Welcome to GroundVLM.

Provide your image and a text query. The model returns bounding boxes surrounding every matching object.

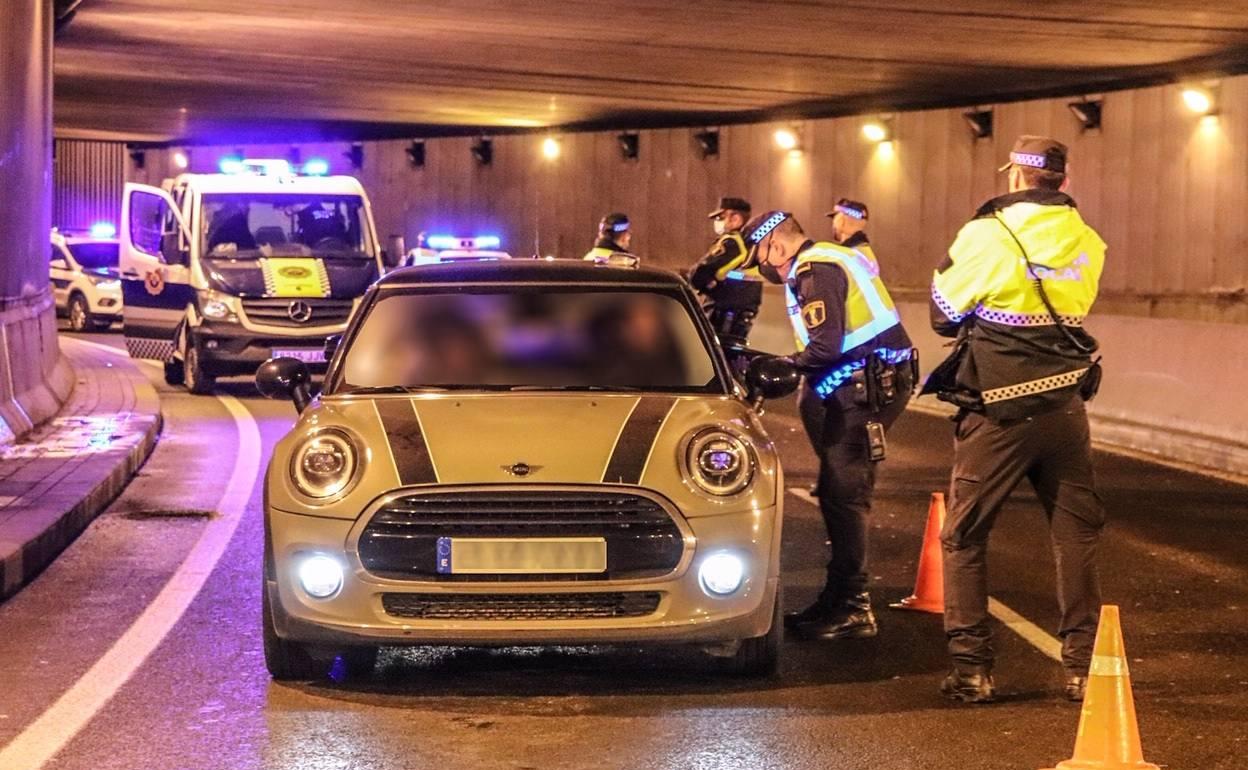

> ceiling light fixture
[862,119,892,143]
[1067,99,1103,131]
[618,133,640,161]
[471,137,493,166]
[963,109,993,139]
[694,129,719,159]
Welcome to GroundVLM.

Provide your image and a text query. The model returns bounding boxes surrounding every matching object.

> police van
[120,158,395,393]
[50,224,123,332]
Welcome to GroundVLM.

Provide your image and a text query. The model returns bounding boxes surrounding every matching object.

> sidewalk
[0,337,161,601]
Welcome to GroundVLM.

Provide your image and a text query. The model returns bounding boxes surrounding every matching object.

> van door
[120,183,192,361]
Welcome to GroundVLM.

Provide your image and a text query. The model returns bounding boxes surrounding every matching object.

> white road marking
[0,394,262,770]
[785,487,1064,662]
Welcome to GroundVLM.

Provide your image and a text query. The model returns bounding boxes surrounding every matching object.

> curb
[0,345,163,602]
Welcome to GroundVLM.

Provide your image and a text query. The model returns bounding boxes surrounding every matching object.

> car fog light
[298,555,343,599]
[699,552,745,596]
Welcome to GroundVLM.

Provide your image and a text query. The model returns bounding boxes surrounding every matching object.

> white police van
[50,224,123,332]
[120,158,396,393]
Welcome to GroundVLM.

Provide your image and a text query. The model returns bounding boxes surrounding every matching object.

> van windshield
[202,194,372,259]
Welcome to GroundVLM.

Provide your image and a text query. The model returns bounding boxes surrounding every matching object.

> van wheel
[721,588,783,677]
[68,294,93,332]
[182,333,216,395]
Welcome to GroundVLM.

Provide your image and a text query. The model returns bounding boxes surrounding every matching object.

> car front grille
[359,490,685,582]
[381,591,662,621]
[241,297,353,327]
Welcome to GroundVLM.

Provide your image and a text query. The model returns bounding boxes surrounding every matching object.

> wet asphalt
[0,328,1243,770]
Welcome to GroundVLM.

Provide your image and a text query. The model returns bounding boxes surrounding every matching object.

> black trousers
[941,395,1104,675]
[800,375,911,601]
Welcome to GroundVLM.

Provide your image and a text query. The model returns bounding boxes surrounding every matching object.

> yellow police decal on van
[261,258,329,297]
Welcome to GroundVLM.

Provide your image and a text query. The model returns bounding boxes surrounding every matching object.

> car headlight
[685,429,754,496]
[198,291,237,320]
[699,552,745,596]
[88,275,120,290]
[290,429,359,499]
[297,554,344,599]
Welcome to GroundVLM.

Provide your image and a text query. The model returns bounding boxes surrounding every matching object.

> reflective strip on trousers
[981,368,1089,404]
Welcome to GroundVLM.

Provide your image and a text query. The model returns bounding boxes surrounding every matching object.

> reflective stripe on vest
[785,242,901,353]
[712,232,751,281]
[583,246,615,261]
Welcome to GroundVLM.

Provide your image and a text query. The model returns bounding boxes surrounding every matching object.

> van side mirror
[382,234,406,268]
[160,232,188,266]
[256,357,313,412]
[746,355,800,402]
[323,334,341,361]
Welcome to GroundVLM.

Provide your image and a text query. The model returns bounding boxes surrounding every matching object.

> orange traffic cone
[1043,605,1160,770]
[889,492,945,613]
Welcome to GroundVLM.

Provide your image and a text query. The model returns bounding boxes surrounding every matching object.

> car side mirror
[160,232,188,266]
[256,357,313,412]
[746,355,800,404]
[323,334,341,361]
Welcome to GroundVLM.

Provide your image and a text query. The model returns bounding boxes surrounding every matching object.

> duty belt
[981,368,1089,404]
[812,347,913,398]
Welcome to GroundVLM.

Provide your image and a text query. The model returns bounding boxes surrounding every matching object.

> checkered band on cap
[1010,151,1048,169]
[747,211,789,244]
[834,204,866,220]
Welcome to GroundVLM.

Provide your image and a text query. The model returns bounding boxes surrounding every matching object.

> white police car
[50,224,123,332]
[405,234,511,266]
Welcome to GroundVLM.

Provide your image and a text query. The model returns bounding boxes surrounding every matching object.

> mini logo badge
[502,462,541,477]
[287,300,313,322]
[278,266,312,279]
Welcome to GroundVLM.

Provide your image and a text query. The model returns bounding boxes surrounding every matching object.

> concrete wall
[0,0,73,443]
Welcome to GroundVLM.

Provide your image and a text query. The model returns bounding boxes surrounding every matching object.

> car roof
[378,259,687,287]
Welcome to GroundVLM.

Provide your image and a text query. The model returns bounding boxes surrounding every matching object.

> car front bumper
[267,502,782,647]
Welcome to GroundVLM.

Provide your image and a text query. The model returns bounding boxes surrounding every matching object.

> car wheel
[68,294,92,332]
[163,359,185,386]
[338,646,380,679]
[182,332,216,395]
[721,588,783,677]
[262,581,331,681]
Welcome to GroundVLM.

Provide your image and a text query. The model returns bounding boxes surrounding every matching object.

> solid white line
[0,394,262,769]
[784,487,1064,662]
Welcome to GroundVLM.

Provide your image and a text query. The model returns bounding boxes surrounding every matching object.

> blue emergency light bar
[90,222,117,239]
[218,157,298,176]
[427,235,502,251]
[302,158,330,176]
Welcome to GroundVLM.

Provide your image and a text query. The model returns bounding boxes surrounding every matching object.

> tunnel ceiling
[53,0,1248,142]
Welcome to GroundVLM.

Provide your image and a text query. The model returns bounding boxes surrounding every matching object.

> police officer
[742,210,914,640]
[800,199,876,491]
[583,212,634,260]
[688,197,762,347]
[926,136,1106,704]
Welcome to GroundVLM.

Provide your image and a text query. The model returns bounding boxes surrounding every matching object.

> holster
[851,351,909,412]
[1079,357,1103,401]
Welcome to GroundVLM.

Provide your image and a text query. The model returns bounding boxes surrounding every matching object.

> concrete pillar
[0,0,73,443]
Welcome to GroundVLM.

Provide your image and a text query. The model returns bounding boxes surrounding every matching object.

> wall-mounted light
[618,132,639,161]
[1067,99,1103,131]
[541,136,561,160]
[129,149,146,170]
[173,150,189,169]
[345,143,365,170]
[694,129,719,159]
[1181,85,1218,115]
[862,119,893,143]
[963,109,993,139]
[774,127,799,151]
[471,137,493,166]
[406,140,425,168]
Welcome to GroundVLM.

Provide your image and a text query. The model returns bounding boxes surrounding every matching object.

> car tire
[182,332,216,395]
[262,581,331,681]
[163,359,185,386]
[722,588,783,678]
[68,293,93,333]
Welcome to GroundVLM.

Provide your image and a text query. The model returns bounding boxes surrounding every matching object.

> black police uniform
[689,232,761,347]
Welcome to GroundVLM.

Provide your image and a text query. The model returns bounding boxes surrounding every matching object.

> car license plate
[436,537,607,574]
[272,348,326,364]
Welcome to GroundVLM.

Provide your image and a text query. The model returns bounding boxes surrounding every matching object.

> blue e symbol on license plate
[436,537,452,574]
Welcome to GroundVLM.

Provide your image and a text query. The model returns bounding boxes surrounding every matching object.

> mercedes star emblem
[287,300,313,323]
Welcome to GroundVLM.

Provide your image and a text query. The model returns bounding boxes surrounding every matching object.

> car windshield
[335,287,724,393]
[67,242,119,270]
[202,193,372,259]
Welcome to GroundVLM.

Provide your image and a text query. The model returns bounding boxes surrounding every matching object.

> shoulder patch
[802,300,827,329]
[795,261,813,275]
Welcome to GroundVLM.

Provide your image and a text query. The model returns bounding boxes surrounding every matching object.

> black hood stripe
[376,399,438,486]
[603,397,677,485]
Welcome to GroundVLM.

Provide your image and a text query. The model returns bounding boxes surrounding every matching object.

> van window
[201,194,371,259]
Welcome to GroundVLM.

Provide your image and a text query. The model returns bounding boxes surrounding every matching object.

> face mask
[712,219,726,236]
[758,261,784,285]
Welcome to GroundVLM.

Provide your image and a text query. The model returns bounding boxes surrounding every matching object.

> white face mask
[712,219,727,236]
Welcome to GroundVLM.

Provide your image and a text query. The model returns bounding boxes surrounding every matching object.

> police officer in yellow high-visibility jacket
[689,197,762,347]
[742,210,914,641]
[583,212,635,261]
[926,136,1107,705]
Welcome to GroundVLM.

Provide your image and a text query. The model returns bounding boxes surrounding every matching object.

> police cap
[998,135,1067,174]
[598,212,630,235]
[707,196,752,219]
[826,198,869,221]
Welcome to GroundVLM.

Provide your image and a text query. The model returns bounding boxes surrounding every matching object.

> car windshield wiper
[337,385,448,395]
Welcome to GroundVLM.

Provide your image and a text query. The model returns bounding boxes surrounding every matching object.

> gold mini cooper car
[257,259,798,680]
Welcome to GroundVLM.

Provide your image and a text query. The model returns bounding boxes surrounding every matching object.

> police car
[50,224,123,332]
[404,234,511,266]
[256,259,799,681]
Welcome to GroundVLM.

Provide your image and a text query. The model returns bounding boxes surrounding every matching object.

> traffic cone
[889,492,945,613]
[1043,605,1160,770]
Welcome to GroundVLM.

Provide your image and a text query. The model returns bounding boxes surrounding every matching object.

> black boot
[1064,675,1087,702]
[940,669,997,704]
[793,592,878,640]
[783,591,838,631]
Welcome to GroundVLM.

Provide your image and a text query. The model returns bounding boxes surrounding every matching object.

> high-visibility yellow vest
[785,241,901,353]
[711,232,761,281]
[583,246,617,261]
